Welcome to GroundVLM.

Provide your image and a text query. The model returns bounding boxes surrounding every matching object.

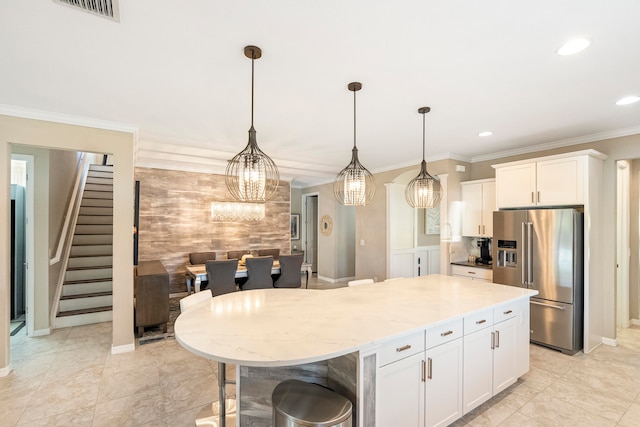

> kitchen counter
[451,261,493,270]
[174,274,537,426]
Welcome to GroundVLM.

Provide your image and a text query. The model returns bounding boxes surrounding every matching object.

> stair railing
[50,153,91,326]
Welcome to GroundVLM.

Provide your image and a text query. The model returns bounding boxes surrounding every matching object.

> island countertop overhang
[174,274,538,367]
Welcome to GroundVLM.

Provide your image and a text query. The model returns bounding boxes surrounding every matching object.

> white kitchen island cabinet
[174,275,537,426]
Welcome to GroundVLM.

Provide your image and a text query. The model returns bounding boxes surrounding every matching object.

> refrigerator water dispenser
[497,240,517,268]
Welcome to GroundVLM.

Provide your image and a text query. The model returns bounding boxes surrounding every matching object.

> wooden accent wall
[134,167,291,293]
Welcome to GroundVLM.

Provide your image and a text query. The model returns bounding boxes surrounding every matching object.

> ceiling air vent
[53,0,120,22]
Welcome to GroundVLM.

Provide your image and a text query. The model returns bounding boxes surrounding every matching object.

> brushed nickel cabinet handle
[440,330,453,337]
[537,191,540,203]
[503,310,513,315]
[427,357,433,380]
[478,225,481,234]
[421,359,426,382]
[495,330,500,348]
[396,344,411,352]
[476,319,486,324]
[491,332,495,349]
[483,225,486,234]
[531,192,534,203]
[467,271,476,275]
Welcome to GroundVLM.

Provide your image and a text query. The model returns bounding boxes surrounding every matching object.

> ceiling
[2,1,640,187]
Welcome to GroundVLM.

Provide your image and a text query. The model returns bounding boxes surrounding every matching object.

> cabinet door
[462,327,493,414]
[536,156,584,206]
[377,352,425,427]
[495,163,536,208]
[481,181,496,237]
[461,183,482,236]
[493,316,517,395]
[425,339,463,427]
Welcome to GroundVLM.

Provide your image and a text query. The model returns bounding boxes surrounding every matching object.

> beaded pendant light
[333,82,375,206]
[225,45,279,202]
[405,107,442,208]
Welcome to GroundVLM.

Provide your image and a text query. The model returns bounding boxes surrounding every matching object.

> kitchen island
[175,274,537,426]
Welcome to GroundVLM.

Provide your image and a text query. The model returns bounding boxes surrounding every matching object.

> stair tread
[66,265,112,271]
[60,291,112,300]
[57,306,112,317]
[64,278,113,285]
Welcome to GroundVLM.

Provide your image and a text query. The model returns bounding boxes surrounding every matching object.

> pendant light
[225,45,279,202]
[333,82,375,206]
[405,107,442,208]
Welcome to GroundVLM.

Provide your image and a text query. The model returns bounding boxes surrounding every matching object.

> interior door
[304,195,318,272]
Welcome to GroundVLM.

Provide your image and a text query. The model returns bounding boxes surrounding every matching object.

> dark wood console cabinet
[134,260,169,338]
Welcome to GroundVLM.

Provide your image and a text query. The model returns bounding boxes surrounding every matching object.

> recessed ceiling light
[616,96,640,106]
[556,38,591,56]
[478,131,493,137]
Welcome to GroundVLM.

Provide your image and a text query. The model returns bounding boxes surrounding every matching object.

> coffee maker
[477,238,492,265]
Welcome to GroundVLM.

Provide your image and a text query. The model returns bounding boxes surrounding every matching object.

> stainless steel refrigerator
[492,208,583,355]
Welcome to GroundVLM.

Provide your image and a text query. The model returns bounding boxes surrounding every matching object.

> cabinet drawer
[378,331,425,367]
[494,303,518,323]
[426,318,463,349]
[451,265,492,281]
[464,309,493,335]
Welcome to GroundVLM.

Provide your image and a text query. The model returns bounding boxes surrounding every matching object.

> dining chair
[206,259,239,297]
[258,248,280,260]
[347,278,375,287]
[227,249,251,261]
[189,251,216,265]
[273,254,304,288]
[179,289,212,313]
[242,256,274,290]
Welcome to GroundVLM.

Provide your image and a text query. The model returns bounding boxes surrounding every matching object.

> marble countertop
[174,274,537,367]
[450,261,493,270]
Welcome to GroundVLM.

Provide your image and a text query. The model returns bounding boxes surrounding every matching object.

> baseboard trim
[32,328,51,337]
[631,319,640,326]
[602,337,618,347]
[317,275,353,284]
[0,364,12,377]
[111,342,135,355]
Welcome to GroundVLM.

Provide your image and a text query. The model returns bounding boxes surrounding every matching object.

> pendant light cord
[422,112,426,161]
[353,89,357,149]
[250,50,255,128]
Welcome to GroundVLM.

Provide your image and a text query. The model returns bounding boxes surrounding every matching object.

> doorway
[10,155,34,337]
[302,193,318,273]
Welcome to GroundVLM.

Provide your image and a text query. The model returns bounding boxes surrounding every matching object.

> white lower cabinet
[463,305,518,414]
[425,338,463,427]
[375,300,527,426]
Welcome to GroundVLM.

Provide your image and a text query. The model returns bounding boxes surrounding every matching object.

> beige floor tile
[98,366,160,403]
[16,406,95,427]
[518,393,616,426]
[463,398,518,426]
[93,386,166,427]
[497,411,545,426]
[618,402,640,427]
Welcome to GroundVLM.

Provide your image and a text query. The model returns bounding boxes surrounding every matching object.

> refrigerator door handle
[521,222,526,286]
[527,222,533,287]
[531,300,566,311]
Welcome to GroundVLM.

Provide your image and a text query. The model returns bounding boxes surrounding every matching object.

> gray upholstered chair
[189,251,216,265]
[205,259,239,297]
[242,256,274,290]
[258,248,280,260]
[227,249,251,261]
[273,254,304,288]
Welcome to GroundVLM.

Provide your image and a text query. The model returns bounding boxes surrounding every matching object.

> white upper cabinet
[461,179,495,237]
[493,151,604,209]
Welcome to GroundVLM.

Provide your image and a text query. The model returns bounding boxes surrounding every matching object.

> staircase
[56,164,113,328]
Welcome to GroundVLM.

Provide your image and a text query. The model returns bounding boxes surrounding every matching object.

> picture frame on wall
[291,214,300,240]
[425,206,440,235]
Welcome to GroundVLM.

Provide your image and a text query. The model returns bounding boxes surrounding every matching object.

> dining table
[185,260,313,293]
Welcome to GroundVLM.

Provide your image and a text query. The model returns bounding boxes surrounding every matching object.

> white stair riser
[72,235,113,245]
[86,177,113,185]
[55,311,112,328]
[63,281,112,296]
[75,225,112,235]
[83,190,113,200]
[89,165,113,173]
[65,268,112,282]
[70,245,113,256]
[68,256,112,268]
[79,206,112,216]
[60,295,112,312]
[84,183,113,192]
[76,215,113,225]
[81,199,113,208]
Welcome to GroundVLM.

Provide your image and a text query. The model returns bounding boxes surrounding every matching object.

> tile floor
[1,276,639,426]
